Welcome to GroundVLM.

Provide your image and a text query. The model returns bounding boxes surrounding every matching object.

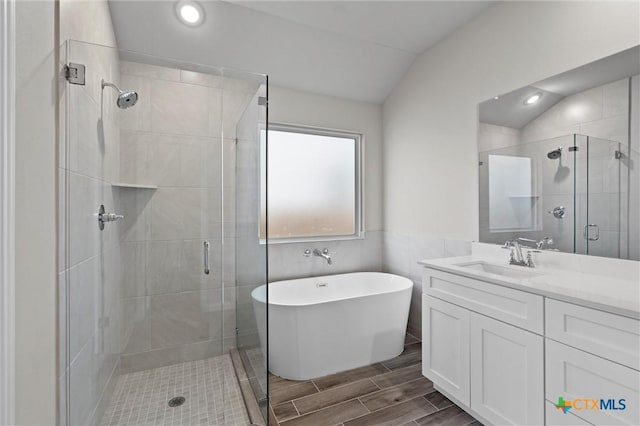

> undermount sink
[455,261,543,279]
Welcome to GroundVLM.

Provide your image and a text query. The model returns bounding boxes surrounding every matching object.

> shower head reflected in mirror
[101,79,139,109]
[547,147,562,159]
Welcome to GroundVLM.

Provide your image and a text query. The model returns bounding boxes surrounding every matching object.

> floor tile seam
[412,394,466,424]
[347,395,436,425]
[357,384,440,415]
[360,376,433,403]
[269,378,316,397]
[285,393,373,421]
[311,374,383,395]
[288,377,380,408]
[369,363,423,388]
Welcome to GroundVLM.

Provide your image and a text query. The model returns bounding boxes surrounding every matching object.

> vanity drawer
[422,268,543,334]
[545,299,640,370]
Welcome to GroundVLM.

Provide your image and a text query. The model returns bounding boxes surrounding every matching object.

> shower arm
[101,79,123,93]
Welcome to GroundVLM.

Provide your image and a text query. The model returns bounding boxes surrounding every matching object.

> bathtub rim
[251,271,413,307]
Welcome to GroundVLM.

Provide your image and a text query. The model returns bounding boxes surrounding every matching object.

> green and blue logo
[555,396,627,414]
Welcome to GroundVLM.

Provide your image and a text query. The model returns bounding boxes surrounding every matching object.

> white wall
[382,1,640,240]
[14,1,57,424]
[14,1,119,424]
[61,0,117,47]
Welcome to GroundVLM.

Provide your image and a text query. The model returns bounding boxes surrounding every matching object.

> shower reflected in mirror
[478,46,640,260]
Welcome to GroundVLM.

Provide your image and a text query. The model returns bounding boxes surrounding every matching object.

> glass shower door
[60,40,268,426]
[575,135,623,257]
[234,83,269,420]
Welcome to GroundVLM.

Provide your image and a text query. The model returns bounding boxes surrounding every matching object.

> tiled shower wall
[116,61,258,373]
[478,76,639,260]
[59,41,123,425]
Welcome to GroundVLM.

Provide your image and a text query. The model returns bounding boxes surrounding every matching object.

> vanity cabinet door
[546,400,593,426]
[470,312,544,425]
[546,340,639,426]
[422,295,470,406]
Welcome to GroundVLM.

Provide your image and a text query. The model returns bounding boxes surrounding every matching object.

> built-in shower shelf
[111,182,158,190]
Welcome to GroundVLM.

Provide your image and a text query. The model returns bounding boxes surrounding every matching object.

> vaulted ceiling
[109,1,494,103]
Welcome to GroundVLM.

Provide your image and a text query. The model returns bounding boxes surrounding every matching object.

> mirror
[478,46,639,260]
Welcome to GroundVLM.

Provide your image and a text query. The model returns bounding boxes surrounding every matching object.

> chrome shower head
[116,91,138,109]
[547,147,562,159]
[102,79,139,109]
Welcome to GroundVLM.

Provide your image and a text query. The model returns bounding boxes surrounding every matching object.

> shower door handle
[583,224,600,241]
[204,240,210,275]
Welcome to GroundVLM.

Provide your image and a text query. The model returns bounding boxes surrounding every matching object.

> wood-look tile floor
[268,334,482,426]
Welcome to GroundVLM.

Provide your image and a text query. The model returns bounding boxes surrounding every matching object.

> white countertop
[419,245,640,319]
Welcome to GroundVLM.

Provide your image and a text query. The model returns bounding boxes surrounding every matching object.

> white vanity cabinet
[422,265,640,426]
[545,300,640,426]
[422,268,544,425]
[422,294,470,405]
[470,312,544,425]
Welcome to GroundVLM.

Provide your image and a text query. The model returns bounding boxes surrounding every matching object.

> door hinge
[568,146,578,152]
[258,96,268,106]
[65,63,86,85]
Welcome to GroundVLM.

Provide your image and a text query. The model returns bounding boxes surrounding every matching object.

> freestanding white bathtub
[251,272,412,380]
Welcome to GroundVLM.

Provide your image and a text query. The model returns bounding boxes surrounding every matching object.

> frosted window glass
[260,128,358,239]
[488,154,535,231]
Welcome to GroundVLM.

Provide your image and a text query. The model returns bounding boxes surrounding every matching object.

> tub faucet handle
[303,249,311,257]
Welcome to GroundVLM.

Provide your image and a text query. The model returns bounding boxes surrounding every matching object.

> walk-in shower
[479,133,638,260]
[58,40,268,426]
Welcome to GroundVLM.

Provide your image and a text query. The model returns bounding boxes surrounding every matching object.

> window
[260,124,362,241]
[488,154,537,231]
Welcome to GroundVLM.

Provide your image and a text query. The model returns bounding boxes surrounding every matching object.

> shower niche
[477,46,639,261]
[58,40,268,426]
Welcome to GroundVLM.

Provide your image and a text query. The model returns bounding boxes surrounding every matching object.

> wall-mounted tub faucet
[303,248,332,265]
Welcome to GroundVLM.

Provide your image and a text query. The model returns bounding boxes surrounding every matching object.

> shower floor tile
[100,354,250,426]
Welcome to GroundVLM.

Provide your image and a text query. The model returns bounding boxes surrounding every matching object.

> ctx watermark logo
[555,396,627,414]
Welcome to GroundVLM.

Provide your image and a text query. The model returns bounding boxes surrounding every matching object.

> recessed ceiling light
[524,93,542,105]
[176,1,204,26]
[493,96,500,100]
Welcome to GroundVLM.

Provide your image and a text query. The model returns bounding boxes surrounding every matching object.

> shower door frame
[0,0,16,423]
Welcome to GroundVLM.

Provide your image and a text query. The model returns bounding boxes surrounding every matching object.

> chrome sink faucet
[303,248,332,265]
[503,240,535,268]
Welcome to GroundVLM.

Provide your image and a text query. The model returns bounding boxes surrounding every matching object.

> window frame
[261,122,364,244]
